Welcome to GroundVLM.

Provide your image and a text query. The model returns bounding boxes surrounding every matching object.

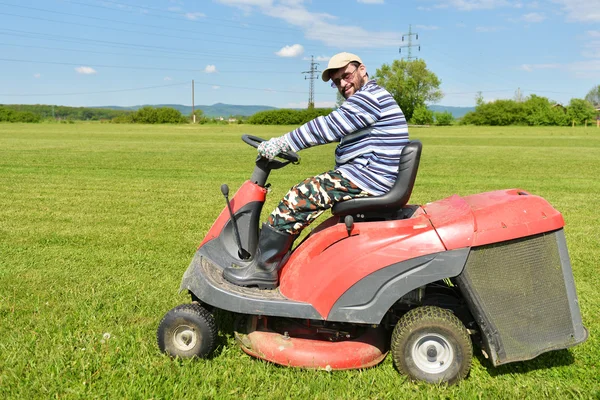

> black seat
[331,140,422,216]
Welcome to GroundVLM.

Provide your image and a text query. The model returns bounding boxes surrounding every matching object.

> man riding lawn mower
[156,53,587,384]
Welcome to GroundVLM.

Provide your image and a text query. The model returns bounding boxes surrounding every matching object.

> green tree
[566,98,597,125]
[462,100,527,126]
[133,106,158,123]
[475,91,484,107]
[155,107,185,123]
[192,109,208,124]
[585,85,600,106]
[411,105,434,125]
[374,59,442,121]
[434,111,454,126]
[247,108,332,125]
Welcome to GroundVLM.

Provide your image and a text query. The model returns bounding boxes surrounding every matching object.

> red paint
[199,181,267,248]
[237,325,388,370]
[198,183,566,322]
[279,213,445,319]
[424,189,564,249]
[279,189,565,319]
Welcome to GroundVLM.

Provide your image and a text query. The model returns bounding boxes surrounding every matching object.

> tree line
[460,95,597,126]
[0,104,131,122]
[2,63,598,126]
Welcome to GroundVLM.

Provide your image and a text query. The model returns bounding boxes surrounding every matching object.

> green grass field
[1,123,599,399]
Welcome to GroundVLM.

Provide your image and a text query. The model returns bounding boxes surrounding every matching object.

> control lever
[221,184,251,259]
[344,215,354,236]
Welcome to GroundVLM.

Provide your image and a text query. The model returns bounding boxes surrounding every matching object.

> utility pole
[191,79,195,123]
[302,56,320,109]
[399,24,420,61]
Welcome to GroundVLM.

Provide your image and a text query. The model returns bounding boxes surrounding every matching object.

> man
[224,52,409,289]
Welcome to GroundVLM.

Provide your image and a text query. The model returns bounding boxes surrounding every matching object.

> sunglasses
[330,67,358,89]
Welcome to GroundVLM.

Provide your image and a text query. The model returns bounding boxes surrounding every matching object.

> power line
[64,0,302,36]
[0,79,336,97]
[0,6,286,49]
[0,1,406,59]
[0,82,188,96]
[60,0,407,45]
[0,57,301,74]
[0,28,285,62]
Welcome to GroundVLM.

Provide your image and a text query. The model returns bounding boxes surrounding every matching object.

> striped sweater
[284,80,409,195]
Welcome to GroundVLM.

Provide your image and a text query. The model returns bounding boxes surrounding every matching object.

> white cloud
[436,0,515,11]
[217,0,274,13]
[416,24,440,30]
[215,0,403,48]
[568,60,600,78]
[75,66,97,75]
[551,0,600,22]
[185,12,206,20]
[429,0,548,11]
[212,85,221,89]
[520,63,561,72]
[164,76,172,81]
[204,65,217,73]
[521,12,545,22]
[33,73,41,79]
[276,44,304,57]
[357,0,385,4]
[517,58,600,79]
[579,31,600,59]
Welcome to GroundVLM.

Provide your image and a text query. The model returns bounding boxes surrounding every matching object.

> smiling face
[330,62,368,99]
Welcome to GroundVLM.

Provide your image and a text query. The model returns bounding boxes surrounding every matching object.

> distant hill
[94,103,278,118]
[428,105,475,118]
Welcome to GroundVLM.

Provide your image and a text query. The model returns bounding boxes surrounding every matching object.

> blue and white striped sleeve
[284,91,382,152]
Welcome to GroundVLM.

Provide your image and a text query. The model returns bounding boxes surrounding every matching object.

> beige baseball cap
[321,52,363,82]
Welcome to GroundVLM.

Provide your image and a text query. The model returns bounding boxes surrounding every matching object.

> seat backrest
[331,140,422,216]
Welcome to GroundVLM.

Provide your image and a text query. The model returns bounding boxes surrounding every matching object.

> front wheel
[390,306,473,385]
[157,303,218,358]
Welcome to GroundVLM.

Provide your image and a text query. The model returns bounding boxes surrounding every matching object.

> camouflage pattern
[268,170,369,235]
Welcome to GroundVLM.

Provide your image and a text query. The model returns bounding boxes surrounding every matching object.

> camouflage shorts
[268,170,370,235]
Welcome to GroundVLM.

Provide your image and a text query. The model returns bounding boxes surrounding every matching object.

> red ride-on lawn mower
[157,135,588,384]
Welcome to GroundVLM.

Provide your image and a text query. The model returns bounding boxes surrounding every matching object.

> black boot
[223,224,297,289]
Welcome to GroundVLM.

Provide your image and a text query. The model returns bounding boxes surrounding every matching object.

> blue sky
[0,0,598,108]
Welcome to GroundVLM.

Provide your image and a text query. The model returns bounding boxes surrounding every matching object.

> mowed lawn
[0,122,598,399]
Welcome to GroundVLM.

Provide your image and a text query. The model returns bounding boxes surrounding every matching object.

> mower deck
[234,316,389,370]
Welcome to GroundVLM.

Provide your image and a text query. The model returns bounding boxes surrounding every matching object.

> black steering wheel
[242,134,300,163]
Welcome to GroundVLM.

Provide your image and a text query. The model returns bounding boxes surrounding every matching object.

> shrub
[434,111,454,126]
[247,108,332,125]
[410,105,434,125]
[566,99,597,125]
[462,100,526,126]
[111,114,134,123]
[0,107,41,122]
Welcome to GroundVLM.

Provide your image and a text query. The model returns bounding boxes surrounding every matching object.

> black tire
[390,306,473,385]
[157,303,218,358]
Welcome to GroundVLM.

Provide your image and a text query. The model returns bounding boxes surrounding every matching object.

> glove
[257,136,291,160]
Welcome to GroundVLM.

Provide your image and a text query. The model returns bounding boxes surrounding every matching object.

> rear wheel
[157,303,218,358]
[390,306,472,385]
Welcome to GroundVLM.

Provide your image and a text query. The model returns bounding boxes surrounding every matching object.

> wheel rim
[172,325,199,351]
[411,333,454,374]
